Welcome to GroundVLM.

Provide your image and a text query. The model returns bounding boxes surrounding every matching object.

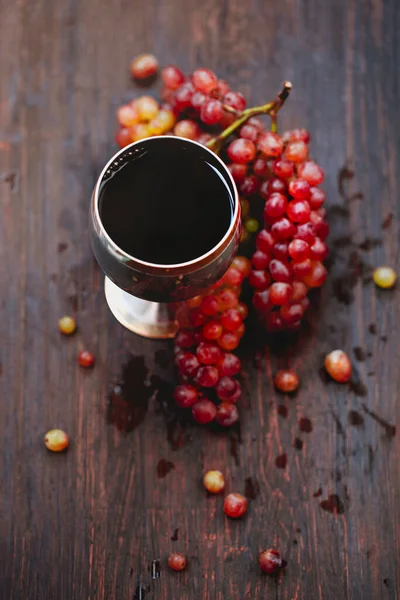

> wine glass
[90,135,241,338]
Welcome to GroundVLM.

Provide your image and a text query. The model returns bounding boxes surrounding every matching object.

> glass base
[104,277,178,339]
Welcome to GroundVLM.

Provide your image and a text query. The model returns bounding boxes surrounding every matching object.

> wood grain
[1,0,400,598]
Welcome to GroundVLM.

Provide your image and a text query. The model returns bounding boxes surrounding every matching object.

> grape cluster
[173,257,251,427]
[115,95,177,148]
[225,127,328,332]
[161,65,246,131]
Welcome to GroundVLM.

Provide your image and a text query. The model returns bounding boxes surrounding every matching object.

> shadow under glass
[98,137,235,265]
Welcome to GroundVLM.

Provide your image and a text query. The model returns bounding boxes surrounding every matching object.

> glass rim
[93,135,240,272]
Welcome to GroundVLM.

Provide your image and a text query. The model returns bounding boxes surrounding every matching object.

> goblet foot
[104,277,178,339]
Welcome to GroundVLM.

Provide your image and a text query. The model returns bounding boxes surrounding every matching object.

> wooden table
[2,1,400,598]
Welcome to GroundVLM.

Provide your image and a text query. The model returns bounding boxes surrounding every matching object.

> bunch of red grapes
[115,59,329,422]
[224,129,328,332]
[173,257,251,427]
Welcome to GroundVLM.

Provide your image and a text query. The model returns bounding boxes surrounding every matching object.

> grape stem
[207,81,292,152]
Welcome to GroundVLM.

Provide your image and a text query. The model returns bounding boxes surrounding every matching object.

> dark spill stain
[326,204,350,220]
[318,366,331,384]
[331,235,353,248]
[320,494,345,515]
[129,568,133,577]
[171,528,179,541]
[107,355,152,433]
[275,453,287,469]
[332,252,373,305]
[313,488,322,498]
[277,404,288,418]
[349,191,364,202]
[348,410,364,427]
[380,335,387,343]
[383,578,391,588]
[151,559,161,579]
[337,163,354,201]
[353,347,366,362]
[253,352,263,370]
[335,470,342,482]
[348,367,368,396]
[369,323,377,335]
[1,171,17,191]
[151,375,192,451]
[330,410,345,436]
[368,371,375,376]
[367,444,375,474]
[154,348,171,369]
[50,274,58,283]
[244,476,260,500]
[332,274,356,305]
[362,404,396,438]
[382,213,394,229]
[358,237,382,251]
[293,539,298,545]
[133,581,146,600]
[68,293,78,312]
[299,417,313,433]
[57,242,68,253]
[293,438,303,450]
[348,377,368,397]
[229,422,242,466]
[156,459,175,478]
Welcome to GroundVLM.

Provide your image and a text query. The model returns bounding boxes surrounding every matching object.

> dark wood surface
[2,1,400,598]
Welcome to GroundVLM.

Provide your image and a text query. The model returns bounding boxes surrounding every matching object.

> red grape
[195,365,219,387]
[203,320,223,340]
[258,132,283,157]
[162,65,185,89]
[192,399,217,424]
[217,353,241,376]
[215,402,239,426]
[217,331,240,351]
[240,123,259,142]
[269,282,293,306]
[298,160,324,185]
[221,309,242,331]
[227,139,256,164]
[288,239,310,261]
[223,91,246,111]
[287,200,311,224]
[200,99,224,124]
[196,342,223,365]
[288,179,311,200]
[272,159,294,179]
[174,384,199,408]
[252,250,271,270]
[192,68,218,93]
[264,193,287,219]
[227,163,248,183]
[284,140,308,163]
[131,54,158,79]
[248,270,271,290]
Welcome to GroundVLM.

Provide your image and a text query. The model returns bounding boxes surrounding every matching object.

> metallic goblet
[90,136,240,339]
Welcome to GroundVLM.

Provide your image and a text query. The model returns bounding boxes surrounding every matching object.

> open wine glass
[90,136,241,338]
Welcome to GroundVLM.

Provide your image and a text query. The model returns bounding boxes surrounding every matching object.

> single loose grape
[203,470,225,494]
[131,54,158,79]
[44,429,69,452]
[59,315,76,335]
[373,266,396,289]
